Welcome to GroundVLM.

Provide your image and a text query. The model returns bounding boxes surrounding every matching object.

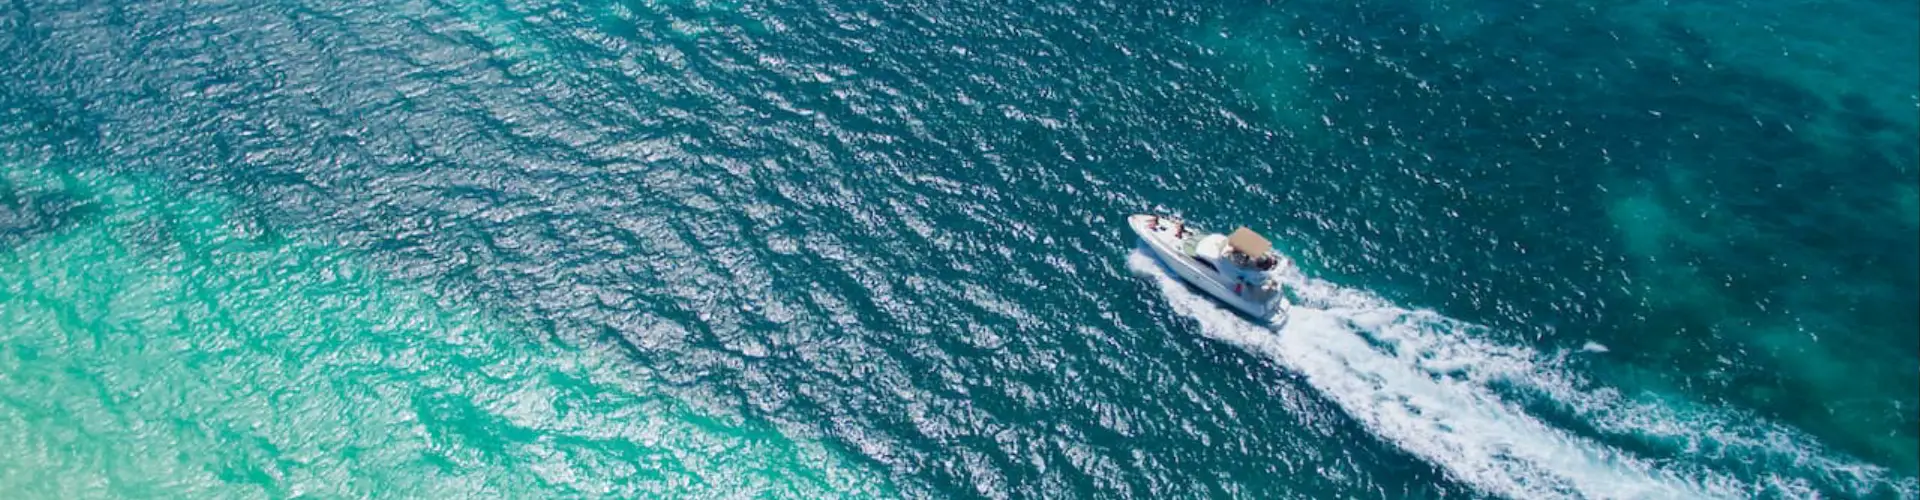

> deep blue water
[0,0,1914,497]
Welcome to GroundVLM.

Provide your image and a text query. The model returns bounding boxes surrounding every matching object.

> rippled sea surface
[1,0,1915,497]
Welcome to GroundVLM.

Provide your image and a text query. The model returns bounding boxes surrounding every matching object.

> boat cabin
[1224,227,1279,271]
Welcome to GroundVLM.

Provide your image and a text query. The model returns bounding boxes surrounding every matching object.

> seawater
[0,0,1913,498]
[0,164,889,497]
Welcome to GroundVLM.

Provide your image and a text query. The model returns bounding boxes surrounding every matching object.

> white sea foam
[1508,357,1919,498]
[1126,249,1752,499]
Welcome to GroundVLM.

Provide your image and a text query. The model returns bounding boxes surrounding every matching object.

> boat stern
[1264,297,1292,326]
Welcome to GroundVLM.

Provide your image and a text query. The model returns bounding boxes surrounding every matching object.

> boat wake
[1125,249,1915,499]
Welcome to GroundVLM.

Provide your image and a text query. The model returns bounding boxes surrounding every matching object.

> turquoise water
[0,164,891,497]
[0,0,1913,498]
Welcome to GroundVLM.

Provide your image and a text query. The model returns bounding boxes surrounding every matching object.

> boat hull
[1128,214,1286,322]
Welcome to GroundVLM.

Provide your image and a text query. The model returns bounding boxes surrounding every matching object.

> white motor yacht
[1129,214,1291,322]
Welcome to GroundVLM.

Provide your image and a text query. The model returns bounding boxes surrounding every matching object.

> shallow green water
[0,164,888,497]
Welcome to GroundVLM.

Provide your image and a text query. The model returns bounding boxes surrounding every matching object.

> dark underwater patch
[0,176,93,250]
[1206,0,1918,478]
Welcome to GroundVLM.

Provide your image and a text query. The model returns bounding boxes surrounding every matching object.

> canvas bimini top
[1226,227,1272,256]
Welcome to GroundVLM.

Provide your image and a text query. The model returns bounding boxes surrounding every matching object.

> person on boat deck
[1144,216,1188,238]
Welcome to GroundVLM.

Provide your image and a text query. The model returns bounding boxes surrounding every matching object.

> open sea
[0,0,1915,497]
